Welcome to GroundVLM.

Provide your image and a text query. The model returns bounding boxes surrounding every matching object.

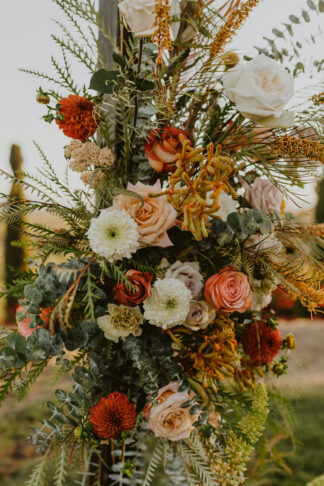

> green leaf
[283,23,294,36]
[289,15,300,23]
[112,188,145,207]
[113,51,127,69]
[272,28,284,38]
[319,0,324,11]
[135,78,155,92]
[89,69,119,94]
[307,0,317,9]
[302,10,311,21]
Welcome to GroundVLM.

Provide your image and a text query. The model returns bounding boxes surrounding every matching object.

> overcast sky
[0,0,322,209]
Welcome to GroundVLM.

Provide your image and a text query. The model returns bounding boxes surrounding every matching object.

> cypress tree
[5,144,25,322]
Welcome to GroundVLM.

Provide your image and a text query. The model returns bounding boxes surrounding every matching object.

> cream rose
[165,261,204,298]
[113,180,177,248]
[147,382,198,441]
[243,177,284,214]
[119,0,180,38]
[183,301,216,331]
[223,55,294,127]
[118,0,156,37]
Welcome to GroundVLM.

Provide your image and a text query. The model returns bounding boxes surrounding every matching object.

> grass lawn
[1,388,324,485]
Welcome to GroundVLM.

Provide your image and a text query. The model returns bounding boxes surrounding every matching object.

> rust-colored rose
[114,270,153,307]
[16,305,53,338]
[204,266,252,313]
[145,127,192,173]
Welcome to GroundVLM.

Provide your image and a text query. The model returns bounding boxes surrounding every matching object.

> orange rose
[204,266,252,313]
[113,180,177,247]
[145,127,192,172]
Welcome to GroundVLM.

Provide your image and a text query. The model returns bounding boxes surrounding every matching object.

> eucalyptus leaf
[89,69,120,94]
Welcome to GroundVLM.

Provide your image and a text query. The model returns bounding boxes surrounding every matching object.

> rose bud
[114,270,153,307]
[145,127,192,173]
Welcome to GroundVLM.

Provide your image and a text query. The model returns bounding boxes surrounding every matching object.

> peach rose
[243,177,283,214]
[113,180,177,247]
[145,127,192,173]
[147,382,198,441]
[204,266,252,313]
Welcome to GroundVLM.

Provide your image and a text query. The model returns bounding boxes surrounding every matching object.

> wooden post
[92,7,120,484]
[99,0,119,68]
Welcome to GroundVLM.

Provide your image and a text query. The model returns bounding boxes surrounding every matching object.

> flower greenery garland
[0,0,323,485]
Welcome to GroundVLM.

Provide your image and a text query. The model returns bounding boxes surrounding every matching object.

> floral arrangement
[0,0,323,485]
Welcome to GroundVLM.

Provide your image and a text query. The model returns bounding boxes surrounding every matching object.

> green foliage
[54,446,68,486]
[143,439,166,486]
[25,456,48,486]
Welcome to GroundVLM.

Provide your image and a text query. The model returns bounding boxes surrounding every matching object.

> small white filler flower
[88,208,139,262]
[143,278,191,329]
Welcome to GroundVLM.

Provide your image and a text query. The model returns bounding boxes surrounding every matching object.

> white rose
[223,55,294,127]
[245,233,285,265]
[251,278,277,312]
[119,0,180,38]
[165,261,204,298]
[208,191,238,221]
[243,177,283,214]
[119,0,156,37]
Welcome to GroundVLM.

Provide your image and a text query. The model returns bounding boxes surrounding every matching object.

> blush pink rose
[243,177,283,214]
[146,382,198,441]
[204,266,252,313]
[113,180,177,248]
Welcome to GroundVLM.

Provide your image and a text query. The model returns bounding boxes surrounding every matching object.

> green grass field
[1,389,324,486]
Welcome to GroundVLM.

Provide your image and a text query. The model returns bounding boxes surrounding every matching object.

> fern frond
[17,360,50,401]
[143,439,166,486]
[54,446,68,486]
[178,441,220,486]
[25,456,48,486]
[51,55,80,94]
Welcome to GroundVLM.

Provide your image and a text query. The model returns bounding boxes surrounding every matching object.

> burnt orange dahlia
[241,321,282,365]
[90,392,136,439]
[56,95,98,141]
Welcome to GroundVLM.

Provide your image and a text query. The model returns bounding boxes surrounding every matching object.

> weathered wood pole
[90,4,121,484]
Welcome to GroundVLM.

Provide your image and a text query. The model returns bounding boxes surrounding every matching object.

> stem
[214,114,242,146]
[133,39,144,130]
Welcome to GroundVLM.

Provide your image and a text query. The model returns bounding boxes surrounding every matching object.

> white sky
[0,0,323,210]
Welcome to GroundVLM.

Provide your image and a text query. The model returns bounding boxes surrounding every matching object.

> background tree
[4,144,25,323]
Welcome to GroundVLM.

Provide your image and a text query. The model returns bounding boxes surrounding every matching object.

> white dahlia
[87,208,139,262]
[143,278,191,329]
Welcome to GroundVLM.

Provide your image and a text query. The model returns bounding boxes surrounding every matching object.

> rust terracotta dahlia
[56,95,98,141]
[90,392,136,439]
[241,321,282,364]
